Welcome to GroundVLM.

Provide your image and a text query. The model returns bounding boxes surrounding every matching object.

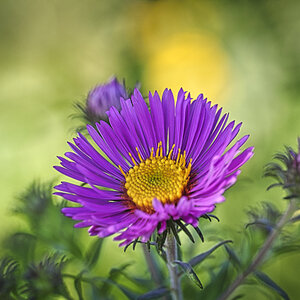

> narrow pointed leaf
[232,295,244,300]
[198,262,231,299]
[224,244,242,269]
[106,279,138,300]
[272,243,300,257]
[245,220,273,231]
[138,287,169,299]
[189,240,232,268]
[173,260,203,289]
[109,263,133,278]
[254,271,289,300]
[99,263,133,296]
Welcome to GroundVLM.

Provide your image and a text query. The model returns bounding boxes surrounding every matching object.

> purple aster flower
[77,77,128,125]
[54,88,254,246]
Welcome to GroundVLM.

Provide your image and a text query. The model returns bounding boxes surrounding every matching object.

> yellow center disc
[119,143,192,213]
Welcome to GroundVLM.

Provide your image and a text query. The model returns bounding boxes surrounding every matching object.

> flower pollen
[119,142,192,213]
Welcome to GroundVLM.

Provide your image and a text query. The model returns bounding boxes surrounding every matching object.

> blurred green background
[1,0,300,299]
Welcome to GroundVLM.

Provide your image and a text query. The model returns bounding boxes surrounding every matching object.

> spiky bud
[265,138,300,200]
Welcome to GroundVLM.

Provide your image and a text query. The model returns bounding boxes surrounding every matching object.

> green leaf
[224,244,242,269]
[231,295,244,300]
[106,279,138,300]
[85,238,104,269]
[62,235,83,259]
[198,262,231,299]
[5,232,36,265]
[99,263,133,296]
[273,244,300,257]
[254,271,290,300]
[173,260,203,289]
[138,287,169,299]
[117,272,153,288]
[109,263,133,278]
[245,220,274,231]
[188,240,232,268]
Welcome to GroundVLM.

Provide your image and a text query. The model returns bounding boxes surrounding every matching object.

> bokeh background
[1,0,300,299]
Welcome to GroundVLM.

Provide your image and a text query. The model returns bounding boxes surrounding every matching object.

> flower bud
[85,77,128,124]
[265,138,300,200]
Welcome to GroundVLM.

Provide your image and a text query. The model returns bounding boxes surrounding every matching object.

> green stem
[142,244,163,286]
[219,199,297,300]
[165,232,183,300]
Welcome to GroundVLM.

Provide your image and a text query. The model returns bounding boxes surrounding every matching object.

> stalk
[142,244,162,286]
[165,232,183,300]
[219,199,297,300]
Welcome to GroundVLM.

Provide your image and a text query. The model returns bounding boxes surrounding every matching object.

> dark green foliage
[137,287,169,300]
[195,262,232,300]
[246,202,282,234]
[15,181,53,227]
[188,240,232,269]
[0,258,19,299]
[4,233,36,266]
[74,272,85,300]
[85,238,104,270]
[224,244,241,270]
[254,271,290,300]
[23,254,71,300]
[98,263,133,297]
[173,260,203,289]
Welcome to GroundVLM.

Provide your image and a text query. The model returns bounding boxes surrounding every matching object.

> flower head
[55,89,253,246]
[78,77,128,125]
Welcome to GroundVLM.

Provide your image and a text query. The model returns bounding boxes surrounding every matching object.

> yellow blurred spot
[144,32,229,101]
